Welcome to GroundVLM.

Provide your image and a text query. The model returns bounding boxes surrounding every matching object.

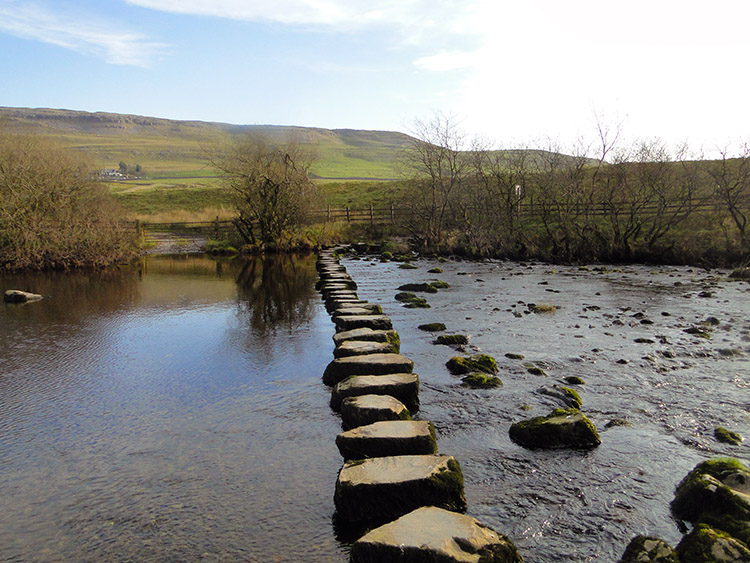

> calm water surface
[0,254,346,562]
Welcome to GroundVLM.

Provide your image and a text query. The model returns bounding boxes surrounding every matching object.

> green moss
[385,331,401,349]
[395,291,418,301]
[462,373,503,388]
[676,524,750,562]
[398,263,418,269]
[397,282,437,293]
[426,458,467,511]
[529,303,557,313]
[715,427,743,445]
[404,298,431,308]
[430,280,451,289]
[509,408,601,449]
[524,363,547,376]
[618,536,678,563]
[564,376,585,385]
[380,251,393,260]
[505,353,525,360]
[427,267,443,273]
[560,386,582,409]
[436,334,469,346]
[418,322,446,332]
[446,354,498,375]
[671,458,750,539]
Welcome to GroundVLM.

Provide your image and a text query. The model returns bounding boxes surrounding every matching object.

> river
[0,253,747,562]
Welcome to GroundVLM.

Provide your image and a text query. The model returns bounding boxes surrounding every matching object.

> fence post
[369,204,374,225]
[346,206,350,222]
[327,204,331,223]
[215,216,220,238]
[390,202,394,223]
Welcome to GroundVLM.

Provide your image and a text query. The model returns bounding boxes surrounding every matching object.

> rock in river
[617,535,678,563]
[334,340,399,358]
[331,373,420,413]
[351,506,523,563]
[334,314,394,333]
[509,408,601,449]
[336,420,437,460]
[334,454,466,523]
[323,353,414,386]
[4,290,44,303]
[340,394,411,430]
[333,327,400,348]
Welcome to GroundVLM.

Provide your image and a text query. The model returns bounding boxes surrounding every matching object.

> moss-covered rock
[427,267,443,274]
[675,524,750,562]
[715,427,743,445]
[447,354,499,375]
[462,373,503,388]
[617,535,678,563]
[398,263,418,269]
[564,376,586,385]
[509,408,601,449]
[418,322,446,332]
[395,291,418,302]
[505,353,525,360]
[403,298,430,308]
[671,458,750,545]
[435,334,469,346]
[537,385,582,409]
[398,282,438,293]
[430,280,451,289]
[524,363,547,376]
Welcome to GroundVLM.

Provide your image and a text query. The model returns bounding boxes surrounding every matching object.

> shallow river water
[0,253,748,562]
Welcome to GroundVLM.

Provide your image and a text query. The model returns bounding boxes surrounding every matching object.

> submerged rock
[334,454,466,523]
[675,524,750,562]
[617,535,678,563]
[4,290,44,303]
[397,282,438,294]
[418,322,446,332]
[336,420,437,460]
[340,394,411,430]
[323,353,414,386]
[536,385,582,409]
[462,373,503,388]
[446,354,498,375]
[435,334,470,346]
[509,408,601,449]
[350,506,523,563]
[715,427,744,446]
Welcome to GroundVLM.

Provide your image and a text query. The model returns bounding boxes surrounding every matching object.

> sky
[1,0,749,152]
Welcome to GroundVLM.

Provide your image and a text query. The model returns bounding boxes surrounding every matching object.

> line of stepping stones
[316,247,523,563]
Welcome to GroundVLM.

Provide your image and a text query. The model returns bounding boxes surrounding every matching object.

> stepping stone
[334,314,393,333]
[331,373,420,412]
[334,455,466,523]
[333,327,400,347]
[334,340,399,358]
[319,282,358,293]
[340,394,411,430]
[323,353,413,386]
[350,506,523,563]
[324,290,359,302]
[331,306,384,318]
[336,420,437,460]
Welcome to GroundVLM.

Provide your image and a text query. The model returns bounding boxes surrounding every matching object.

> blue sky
[1,0,749,151]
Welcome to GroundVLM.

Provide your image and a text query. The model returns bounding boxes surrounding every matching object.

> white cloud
[0,0,168,67]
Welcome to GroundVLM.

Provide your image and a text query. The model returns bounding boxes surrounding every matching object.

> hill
[0,107,413,179]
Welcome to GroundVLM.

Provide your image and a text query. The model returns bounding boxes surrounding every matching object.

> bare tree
[707,144,750,255]
[214,135,319,247]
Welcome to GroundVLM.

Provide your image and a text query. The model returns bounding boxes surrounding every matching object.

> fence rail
[132,200,723,234]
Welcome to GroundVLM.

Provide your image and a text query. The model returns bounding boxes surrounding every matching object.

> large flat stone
[350,506,523,563]
[334,314,393,333]
[333,327,400,347]
[334,340,399,358]
[323,353,413,386]
[324,290,359,302]
[334,455,466,523]
[336,420,437,460]
[340,394,411,430]
[331,306,384,317]
[331,373,420,412]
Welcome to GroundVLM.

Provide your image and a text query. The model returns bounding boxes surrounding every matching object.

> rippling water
[341,257,750,562]
[2,254,748,562]
[0,255,347,562]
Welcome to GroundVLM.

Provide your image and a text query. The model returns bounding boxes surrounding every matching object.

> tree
[214,135,319,247]
[707,144,750,255]
[0,133,135,270]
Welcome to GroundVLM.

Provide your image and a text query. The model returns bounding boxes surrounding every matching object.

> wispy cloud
[0,0,168,67]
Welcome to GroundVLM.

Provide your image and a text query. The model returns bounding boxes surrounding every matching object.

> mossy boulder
[462,373,503,388]
[564,376,586,385]
[395,291,418,302]
[537,385,582,409]
[524,363,547,376]
[435,334,469,346]
[446,354,498,375]
[617,536,678,563]
[430,280,451,289]
[509,408,601,449]
[340,394,411,430]
[671,458,750,545]
[675,524,750,562]
[399,263,418,269]
[397,283,438,294]
[350,506,523,563]
[715,427,743,445]
[334,455,466,523]
[418,322,446,332]
[505,353,525,360]
[427,267,443,273]
[403,298,431,309]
